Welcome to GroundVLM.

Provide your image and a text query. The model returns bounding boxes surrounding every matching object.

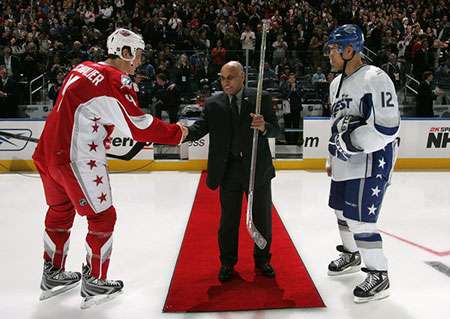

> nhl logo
[79,199,88,206]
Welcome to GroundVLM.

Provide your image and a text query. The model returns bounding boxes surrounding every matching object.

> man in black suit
[0,65,19,118]
[185,61,280,282]
[154,73,180,123]
[416,71,437,117]
[2,47,21,79]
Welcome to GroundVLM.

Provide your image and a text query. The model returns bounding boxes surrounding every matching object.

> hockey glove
[328,115,365,161]
[332,114,366,135]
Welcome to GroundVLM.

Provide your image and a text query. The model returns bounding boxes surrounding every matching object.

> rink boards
[0,118,449,172]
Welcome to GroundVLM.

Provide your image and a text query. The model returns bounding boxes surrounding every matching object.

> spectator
[1,46,21,79]
[21,42,42,81]
[211,40,227,74]
[416,71,437,117]
[0,65,19,118]
[272,34,288,67]
[134,70,153,113]
[48,71,65,107]
[280,72,302,144]
[312,67,327,84]
[322,72,336,117]
[195,56,217,91]
[309,31,324,69]
[83,6,96,25]
[198,30,211,51]
[381,53,402,90]
[154,73,180,124]
[241,25,256,64]
[176,54,192,100]
[263,62,277,89]
[223,24,241,61]
[138,54,156,81]
[435,56,450,105]
[168,12,182,42]
[67,41,88,62]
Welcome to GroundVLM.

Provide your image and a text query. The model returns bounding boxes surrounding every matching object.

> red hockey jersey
[33,61,182,166]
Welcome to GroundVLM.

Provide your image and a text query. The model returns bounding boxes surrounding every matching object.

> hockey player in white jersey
[325,24,400,303]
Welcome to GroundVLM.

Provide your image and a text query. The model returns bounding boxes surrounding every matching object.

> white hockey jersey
[329,65,400,181]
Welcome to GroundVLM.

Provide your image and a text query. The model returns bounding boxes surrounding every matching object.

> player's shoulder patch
[120,74,133,90]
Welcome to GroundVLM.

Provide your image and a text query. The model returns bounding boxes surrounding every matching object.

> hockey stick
[246,21,270,250]
[0,130,146,161]
[104,141,146,161]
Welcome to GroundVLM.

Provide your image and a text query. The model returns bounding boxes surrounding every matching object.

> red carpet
[163,172,325,312]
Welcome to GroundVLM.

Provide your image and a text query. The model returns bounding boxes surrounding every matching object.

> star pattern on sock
[93,175,103,186]
[378,157,386,169]
[88,142,98,152]
[368,204,377,215]
[87,159,97,170]
[98,192,107,203]
[371,185,381,197]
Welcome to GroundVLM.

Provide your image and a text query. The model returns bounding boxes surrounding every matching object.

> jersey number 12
[381,91,394,108]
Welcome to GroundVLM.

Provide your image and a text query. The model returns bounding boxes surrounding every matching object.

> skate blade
[39,281,80,301]
[354,289,390,304]
[328,265,361,276]
[80,290,123,309]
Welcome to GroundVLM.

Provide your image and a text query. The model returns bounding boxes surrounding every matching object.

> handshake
[328,115,365,161]
[176,122,189,143]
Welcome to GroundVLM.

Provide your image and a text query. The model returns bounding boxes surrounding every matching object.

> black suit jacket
[186,87,280,190]
[2,55,21,79]
[416,80,435,117]
[0,77,19,117]
[195,65,217,86]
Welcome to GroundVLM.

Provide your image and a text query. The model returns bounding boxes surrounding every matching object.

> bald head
[220,61,245,96]
[221,61,244,74]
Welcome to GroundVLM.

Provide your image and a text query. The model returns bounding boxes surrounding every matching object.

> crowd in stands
[0,0,449,116]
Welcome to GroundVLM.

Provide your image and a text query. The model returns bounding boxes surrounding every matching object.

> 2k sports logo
[427,127,450,149]
[0,129,32,151]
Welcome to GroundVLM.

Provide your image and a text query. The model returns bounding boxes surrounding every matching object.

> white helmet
[107,28,145,62]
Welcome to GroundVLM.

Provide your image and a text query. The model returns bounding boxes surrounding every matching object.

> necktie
[229,95,240,157]
[230,95,239,115]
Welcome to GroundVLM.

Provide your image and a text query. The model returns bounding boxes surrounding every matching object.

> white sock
[340,228,358,252]
[334,210,358,252]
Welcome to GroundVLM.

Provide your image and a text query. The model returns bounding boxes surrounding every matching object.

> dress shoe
[255,263,275,277]
[218,265,234,282]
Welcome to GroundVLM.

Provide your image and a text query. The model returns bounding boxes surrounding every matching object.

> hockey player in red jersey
[33,28,187,308]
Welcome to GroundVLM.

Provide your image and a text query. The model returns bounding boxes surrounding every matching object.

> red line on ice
[380,230,450,257]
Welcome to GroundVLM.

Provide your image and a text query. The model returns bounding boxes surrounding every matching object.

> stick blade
[246,203,267,250]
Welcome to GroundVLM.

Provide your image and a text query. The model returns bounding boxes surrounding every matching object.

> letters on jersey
[73,63,105,86]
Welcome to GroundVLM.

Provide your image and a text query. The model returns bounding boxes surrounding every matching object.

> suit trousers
[218,157,272,266]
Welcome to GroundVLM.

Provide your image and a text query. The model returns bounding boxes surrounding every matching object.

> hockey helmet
[107,28,145,62]
[327,24,364,54]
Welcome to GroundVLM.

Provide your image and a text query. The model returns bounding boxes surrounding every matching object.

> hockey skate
[40,261,82,301]
[80,263,124,309]
[353,268,390,303]
[328,245,361,276]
